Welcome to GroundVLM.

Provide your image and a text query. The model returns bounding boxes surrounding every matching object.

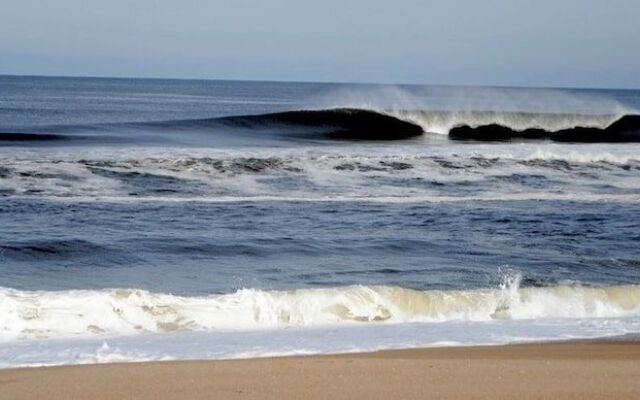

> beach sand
[1,342,639,400]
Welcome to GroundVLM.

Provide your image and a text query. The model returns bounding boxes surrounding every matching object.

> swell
[2,283,640,341]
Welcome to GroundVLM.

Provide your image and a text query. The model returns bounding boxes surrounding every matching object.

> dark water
[2,199,640,294]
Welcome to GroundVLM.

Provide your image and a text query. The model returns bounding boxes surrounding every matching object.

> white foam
[1,143,639,202]
[2,316,639,369]
[2,282,640,342]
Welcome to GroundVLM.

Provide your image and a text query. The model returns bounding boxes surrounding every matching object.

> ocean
[1,75,639,367]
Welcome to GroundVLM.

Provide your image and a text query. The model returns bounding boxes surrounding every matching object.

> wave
[6,108,640,143]
[212,108,424,140]
[449,114,640,142]
[2,108,425,144]
[7,105,640,144]
[388,110,621,135]
[213,109,640,142]
[2,281,640,341]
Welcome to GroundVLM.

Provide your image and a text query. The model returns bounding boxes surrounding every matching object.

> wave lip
[213,108,425,140]
[449,114,640,142]
[2,283,640,341]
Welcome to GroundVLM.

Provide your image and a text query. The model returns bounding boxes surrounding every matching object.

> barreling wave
[212,108,640,142]
[1,108,426,143]
[212,108,425,140]
[449,114,640,142]
[5,107,640,143]
[2,281,640,341]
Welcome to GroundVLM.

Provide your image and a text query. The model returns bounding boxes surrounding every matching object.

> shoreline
[2,341,639,399]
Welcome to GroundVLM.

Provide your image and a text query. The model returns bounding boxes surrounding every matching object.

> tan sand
[1,342,639,400]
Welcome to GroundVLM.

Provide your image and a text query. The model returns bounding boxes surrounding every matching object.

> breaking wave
[206,108,425,140]
[2,280,640,341]
[5,107,640,143]
[210,108,640,142]
[449,114,640,142]
[161,108,640,142]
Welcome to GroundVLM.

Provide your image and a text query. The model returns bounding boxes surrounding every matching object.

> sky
[1,0,639,88]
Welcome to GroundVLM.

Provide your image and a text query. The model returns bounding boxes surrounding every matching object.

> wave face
[449,114,640,142]
[212,108,424,140]
[2,282,640,341]
[179,109,640,142]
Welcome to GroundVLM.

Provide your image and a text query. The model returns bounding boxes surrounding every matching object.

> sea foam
[2,282,640,342]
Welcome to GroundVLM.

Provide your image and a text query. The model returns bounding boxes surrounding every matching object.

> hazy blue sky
[1,0,638,88]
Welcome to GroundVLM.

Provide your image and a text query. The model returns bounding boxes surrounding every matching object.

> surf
[2,282,640,341]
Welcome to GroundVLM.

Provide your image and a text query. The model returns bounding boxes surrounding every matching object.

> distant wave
[2,281,640,341]
[449,114,640,142]
[209,108,640,142]
[4,108,640,143]
[212,108,424,140]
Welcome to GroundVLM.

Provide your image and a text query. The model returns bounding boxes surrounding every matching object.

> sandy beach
[1,341,639,400]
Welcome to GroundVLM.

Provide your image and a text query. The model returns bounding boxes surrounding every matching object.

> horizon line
[1,73,638,92]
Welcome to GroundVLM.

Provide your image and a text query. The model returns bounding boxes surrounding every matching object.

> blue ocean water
[1,75,640,367]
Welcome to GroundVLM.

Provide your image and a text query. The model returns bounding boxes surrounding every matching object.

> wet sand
[1,342,639,400]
